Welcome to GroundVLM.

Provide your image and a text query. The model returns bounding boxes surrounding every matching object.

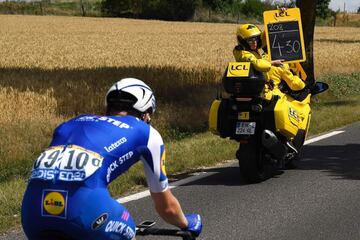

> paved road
[2,122,360,240]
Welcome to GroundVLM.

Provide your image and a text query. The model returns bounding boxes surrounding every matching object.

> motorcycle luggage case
[209,99,221,135]
[222,62,266,97]
[209,98,247,141]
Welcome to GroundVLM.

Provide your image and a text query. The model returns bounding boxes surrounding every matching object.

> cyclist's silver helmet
[105,78,156,114]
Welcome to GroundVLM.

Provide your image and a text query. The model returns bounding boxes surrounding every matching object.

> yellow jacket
[233,46,305,91]
[233,47,271,72]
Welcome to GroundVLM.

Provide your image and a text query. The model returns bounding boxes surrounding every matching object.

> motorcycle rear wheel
[237,143,269,183]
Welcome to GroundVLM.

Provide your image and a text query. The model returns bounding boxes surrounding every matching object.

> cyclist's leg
[21,186,83,240]
[21,186,46,239]
[21,186,79,240]
[77,188,136,240]
[22,186,135,240]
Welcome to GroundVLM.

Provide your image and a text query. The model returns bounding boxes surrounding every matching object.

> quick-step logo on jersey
[98,116,130,129]
[75,115,131,129]
[75,116,97,122]
[41,190,68,219]
[105,221,135,239]
[106,151,134,183]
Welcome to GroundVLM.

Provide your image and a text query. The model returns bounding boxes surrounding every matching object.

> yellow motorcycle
[209,62,328,183]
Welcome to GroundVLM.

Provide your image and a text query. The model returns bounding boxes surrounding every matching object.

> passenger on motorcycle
[21,78,202,240]
[261,31,306,92]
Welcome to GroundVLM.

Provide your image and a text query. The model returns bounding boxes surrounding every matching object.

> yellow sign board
[226,62,251,77]
[263,8,306,63]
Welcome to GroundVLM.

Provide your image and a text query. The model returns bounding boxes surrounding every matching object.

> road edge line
[304,130,344,145]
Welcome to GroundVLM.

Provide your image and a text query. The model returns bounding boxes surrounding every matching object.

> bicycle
[136,221,197,240]
[37,220,197,239]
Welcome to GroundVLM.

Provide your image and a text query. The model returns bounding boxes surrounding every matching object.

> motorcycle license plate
[236,122,256,135]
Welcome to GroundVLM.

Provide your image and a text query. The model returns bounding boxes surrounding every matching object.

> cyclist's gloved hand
[184,213,202,237]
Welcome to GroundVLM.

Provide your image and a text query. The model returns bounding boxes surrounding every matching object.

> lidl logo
[42,190,67,219]
[227,62,250,77]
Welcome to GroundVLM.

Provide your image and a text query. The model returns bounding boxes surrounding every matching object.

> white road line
[117,171,217,203]
[304,130,344,145]
[117,190,151,204]
[118,130,345,203]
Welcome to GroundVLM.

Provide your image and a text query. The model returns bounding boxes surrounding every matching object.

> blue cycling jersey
[30,114,168,192]
[22,114,169,240]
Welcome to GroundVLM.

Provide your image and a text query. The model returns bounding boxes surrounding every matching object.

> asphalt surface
[2,122,360,240]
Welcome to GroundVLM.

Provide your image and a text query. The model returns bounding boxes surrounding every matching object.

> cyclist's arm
[140,126,169,192]
[151,190,187,229]
[140,127,187,229]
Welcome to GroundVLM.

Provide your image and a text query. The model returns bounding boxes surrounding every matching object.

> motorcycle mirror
[311,82,329,96]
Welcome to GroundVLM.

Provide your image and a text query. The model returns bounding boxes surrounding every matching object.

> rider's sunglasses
[246,37,257,44]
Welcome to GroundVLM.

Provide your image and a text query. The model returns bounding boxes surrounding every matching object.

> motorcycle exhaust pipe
[262,130,286,160]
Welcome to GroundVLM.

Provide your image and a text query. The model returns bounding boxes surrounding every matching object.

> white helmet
[105,78,156,114]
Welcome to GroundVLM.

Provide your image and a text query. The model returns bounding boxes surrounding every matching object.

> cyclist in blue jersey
[21,78,202,240]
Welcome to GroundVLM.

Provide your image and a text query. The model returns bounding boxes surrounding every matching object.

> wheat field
[1,15,359,72]
[0,14,359,175]
[0,14,359,176]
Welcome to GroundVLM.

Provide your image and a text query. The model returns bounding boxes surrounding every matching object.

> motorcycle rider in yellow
[233,24,283,72]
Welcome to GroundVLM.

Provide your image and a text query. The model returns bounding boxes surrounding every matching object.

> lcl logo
[230,65,249,71]
[275,12,290,17]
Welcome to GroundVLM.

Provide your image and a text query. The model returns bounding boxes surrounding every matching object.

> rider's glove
[184,213,202,237]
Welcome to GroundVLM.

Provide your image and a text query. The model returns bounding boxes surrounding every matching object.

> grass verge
[0,72,359,234]
[309,72,360,135]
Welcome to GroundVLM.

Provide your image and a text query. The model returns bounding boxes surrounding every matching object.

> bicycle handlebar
[136,221,196,240]
[137,227,195,237]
